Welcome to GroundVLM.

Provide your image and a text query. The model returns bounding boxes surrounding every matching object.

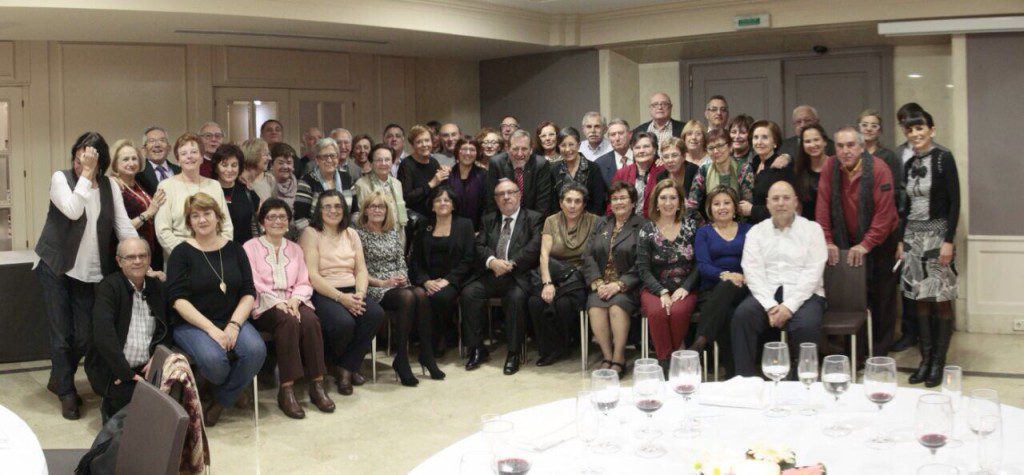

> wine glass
[916,393,955,474]
[967,389,1002,474]
[632,364,667,458]
[821,354,852,437]
[796,343,819,416]
[761,341,790,418]
[863,356,898,448]
[942,366,963,412]
[669,350,701,438]
[576,391,603,475]
[590,368,621,454]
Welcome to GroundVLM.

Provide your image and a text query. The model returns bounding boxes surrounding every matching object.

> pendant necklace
[199,245,227,294]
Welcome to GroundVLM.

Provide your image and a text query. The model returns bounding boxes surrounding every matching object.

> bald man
[779,105,836,159]
[633,93,684,146]
[732,181,827,377]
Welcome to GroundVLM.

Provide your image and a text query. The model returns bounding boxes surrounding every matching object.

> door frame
[214,87,291,144]
[0,87,26,250]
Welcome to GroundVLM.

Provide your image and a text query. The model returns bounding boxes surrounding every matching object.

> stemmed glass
[632,364,667,458]
[796,343,819,416]
[761,342,790,418]
[821,355,852,437]
[590,368,621,454]
[967,389,1002,474]
[576,391,603,475]
[916,393,955,474]
[863,356,898,448]
[482,418,532,475]
[669,350,702,438]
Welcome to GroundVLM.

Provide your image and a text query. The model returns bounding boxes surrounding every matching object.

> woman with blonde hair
[680,120,708,166]
[108,139,166,268]
[240,137,275,202]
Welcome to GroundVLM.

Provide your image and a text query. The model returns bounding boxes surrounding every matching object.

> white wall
[637,62,682,124]
[892,44,952,147]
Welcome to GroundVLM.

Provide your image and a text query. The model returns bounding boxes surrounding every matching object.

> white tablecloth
[0,404,47,475]
[412,382,1024,474]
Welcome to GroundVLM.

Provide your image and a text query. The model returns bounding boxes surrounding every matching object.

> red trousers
[640,289,698,359]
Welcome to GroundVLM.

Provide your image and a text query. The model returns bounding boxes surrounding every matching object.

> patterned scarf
[158,353,210,474]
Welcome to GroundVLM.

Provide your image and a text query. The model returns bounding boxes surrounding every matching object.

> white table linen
[0,404,47,475]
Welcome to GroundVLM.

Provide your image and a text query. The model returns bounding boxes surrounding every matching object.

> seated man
[85,237,170,420]
[460,178,543,375]
[731,181,827,377]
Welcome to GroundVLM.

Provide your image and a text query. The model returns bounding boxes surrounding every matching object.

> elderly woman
[300,190,385,396]
[794,124,829,221]
[535,121,560,162]
[529,182,597,366]
[728,114,756,169]
[166,192,265,426]
[241,138,275,203]
[691,186,751,356]
[656,137,700,197]
[354,144,408,246]
[738,120,795,224]
[243,198,334,419]
[637,179,700,366]
[154,133,233,258]
[446,138,488,229]
[356,191,443,386]
[686,129,754,221]
[409,185,475,356]
[681,120,709,167]
[351,134,375,178]
[475,127,503,167]
[611,132,664,217]
[108,139,166,270]
[582,182,645,375]
[268,143,299,209]
[550,127,606,215]
[212,144,260,244]
[35,132,138,419]
[397,125,447,220]
[294,138,357,231]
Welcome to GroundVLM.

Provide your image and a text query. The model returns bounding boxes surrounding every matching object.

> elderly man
[779,105,836,159]
[485,129,552,216]
[580,112,612,162]
[633,93,684,146]
[732,181,828,377]
[296,126,323,179]
[383,124,407,175]
[705,95,730,132]
[499,116,520,142]
[816,126,899,356]
[260,119,284,145]
[594,119,633,188]
[460,178,543,375]
[197,121,224,179]
[329,128,360,182]
[433,122,461,168]
[85,238,170,421]
[136,126,179,196]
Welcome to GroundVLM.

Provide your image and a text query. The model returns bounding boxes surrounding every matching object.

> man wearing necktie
[460,178,544,375]
[136,126,180,196]
[484,129,552,216]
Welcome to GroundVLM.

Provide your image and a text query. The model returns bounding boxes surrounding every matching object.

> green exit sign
[735,13,771,30]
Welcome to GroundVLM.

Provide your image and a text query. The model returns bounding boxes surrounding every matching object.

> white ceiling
[474,0,690,15]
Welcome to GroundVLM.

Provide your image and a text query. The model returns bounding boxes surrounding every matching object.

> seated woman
[108,139,166,270]
[295,138,357,232]
[686,129,754,221]
[637,179,700,366]
[581,182,645,375]
[549,127,606,215]
[529,182,598,366]
[656,137,700,197]
[409,185,475,356]
[353,144,408,246]
[794,124,828,221]
[356,191,444,385]
[690,186,751,359]
[446,138,488,229]
[212,144,260,244]
[300,190,384,396]
[268,143,300,209]
[166,192,265,426]
[243,198,334,419]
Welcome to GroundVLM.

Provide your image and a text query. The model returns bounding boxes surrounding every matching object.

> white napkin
[505,403,577,451]
[698,376,768,409]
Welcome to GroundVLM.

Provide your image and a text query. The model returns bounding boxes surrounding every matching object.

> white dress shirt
[581,139,612,162]
[614,149,634,171]
[742,215,827,312]
[49,172,138,282]
[485,207,521,268]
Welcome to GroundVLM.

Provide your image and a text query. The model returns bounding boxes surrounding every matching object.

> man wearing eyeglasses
[198,122,225,179]
[484,129,553,216]
[136,126,180,196]
[85,237,170,421]
[705,95,730,132]
[499,116,520,143]
[633,93,684,146]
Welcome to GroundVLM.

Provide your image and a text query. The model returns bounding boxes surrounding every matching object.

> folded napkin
[505,402,577,451]
[698,376,768,409]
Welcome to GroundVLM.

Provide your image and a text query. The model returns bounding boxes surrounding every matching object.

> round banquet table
[0,404,47,474]
[412,381,1024,474]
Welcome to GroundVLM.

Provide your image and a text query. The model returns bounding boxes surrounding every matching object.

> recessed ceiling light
[907,73,923,79]
[946,84,954,88]
[253,100,262,106]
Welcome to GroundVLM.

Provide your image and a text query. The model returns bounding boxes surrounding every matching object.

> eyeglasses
[707,142,729,152]
[318,153,338,160]
[145,138,168,145]
[494,190,520,198]
[264,214,289,222]
[118,253,150,262]
[200,133,224,140]
[481,140,501,146]
[500,123,519,129]
[650,101,672,108]
[366,203,388,211]
[859,122,881,130]
[706,107,729,113]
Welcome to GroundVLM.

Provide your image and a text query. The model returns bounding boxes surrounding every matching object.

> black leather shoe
[59,394,80,420]
[535,350,566,367]
[465,347,490,371]
[503,352,521,375]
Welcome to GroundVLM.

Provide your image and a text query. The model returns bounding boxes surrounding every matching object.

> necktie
[496,217,513,260]
[514,167,525,193]
[156,164,168,181]
[620,155,629,168]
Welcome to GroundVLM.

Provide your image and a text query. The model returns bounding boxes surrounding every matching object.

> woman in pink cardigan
[243,198,334,419]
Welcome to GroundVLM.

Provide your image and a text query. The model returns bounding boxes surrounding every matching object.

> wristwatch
[660,289,670,296]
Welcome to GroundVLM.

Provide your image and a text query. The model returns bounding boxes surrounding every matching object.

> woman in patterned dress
[108,139,166,269]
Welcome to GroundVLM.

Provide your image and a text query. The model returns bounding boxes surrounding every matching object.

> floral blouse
[356,227,408,303]
[636,217,699,294]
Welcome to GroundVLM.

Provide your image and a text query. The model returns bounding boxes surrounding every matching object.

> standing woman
[581,182,645,375]
[268,143,299,209]
[446,138,488,229]
[154,133,233,258]
[611,132,664,217]
[535,121,560,162]
[549,127,607,215]
[35,132,138,419]
[680,120,709,167]
[898,111,960,388]
[656,137,700,197]
[356,191,444,385]
[243,198,334,419]
[686,129,753,221]
[166,192,265,426]
[294,138,356,232]
[476,128,503,168]
[636,179,700,366]
[212,144,260,244]
[858,110,902,204]
[794,124,829,221]
[108,139,166,270]
[354,144,408,246]
[398,125,447,221]
[738,120,795,224]
[351,134,375,179]
[728,114,756,169]
[300,190,385,396]
[240,138,275,203]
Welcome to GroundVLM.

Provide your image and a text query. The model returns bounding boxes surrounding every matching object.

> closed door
[687,60,784,126]
[290,89,356,146]
[214,88,290,145]
[783,55,885,137]
[0,87,25,250]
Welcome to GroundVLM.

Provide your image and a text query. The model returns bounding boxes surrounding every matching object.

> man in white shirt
[579,112,612,162]
[593,119,633,188]
[732,180,828,377]
[704,95,730,132]
[383,124,407,176]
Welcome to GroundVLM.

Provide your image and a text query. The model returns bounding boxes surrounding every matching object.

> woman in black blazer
[410,185,476,356]
[581,182,645,375]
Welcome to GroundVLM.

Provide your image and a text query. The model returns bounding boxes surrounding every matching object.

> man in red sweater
[815,126,899,356]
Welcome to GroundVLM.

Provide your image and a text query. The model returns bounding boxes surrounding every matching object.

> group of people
[35,92,960,427]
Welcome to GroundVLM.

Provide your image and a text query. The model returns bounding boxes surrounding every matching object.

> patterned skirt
[901,219,958,302]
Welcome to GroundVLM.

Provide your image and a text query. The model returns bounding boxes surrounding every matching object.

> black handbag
[530,258,584,294]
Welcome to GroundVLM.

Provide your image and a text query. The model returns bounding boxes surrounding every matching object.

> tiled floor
[1,332,1021,474]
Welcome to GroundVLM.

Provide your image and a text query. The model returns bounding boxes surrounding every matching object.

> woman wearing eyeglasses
[686,129,753,222]
[294,138,357,232]
[475,127,504,169]
[354,144,408,246]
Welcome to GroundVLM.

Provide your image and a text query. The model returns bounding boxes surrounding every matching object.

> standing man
[779,105,835,158]
[383,124,407,176]
[296,126,323,179]
[499,116,520,143]
[260,119,284,146]
[705,95,730,132]
[198,121,224,178]
[594,119,633,188]
[633,93,684,146]
[329,128,359,182]
[485,129,553,216]
[434,122,461,168]
[136,126,179,196]
[816,126,899,356]
[580,112,611,162]
[460,178,543,375]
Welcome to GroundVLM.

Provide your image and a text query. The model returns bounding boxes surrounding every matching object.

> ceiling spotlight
[907,73,923,79]
[253,100,262,106]
[946,84,954,88]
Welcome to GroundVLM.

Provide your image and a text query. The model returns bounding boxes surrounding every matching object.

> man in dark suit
[594,119,633,188]
[85,238,170,421]
[460,178,543,375]
[485,129,553,216]
[136,126,180,196]
[632,92,684,145]
[778,105,836,159]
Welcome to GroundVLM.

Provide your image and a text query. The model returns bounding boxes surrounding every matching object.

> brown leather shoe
[350,371,367,386]
[308,380,336,413]
[335,367,354,396]
[204,402,225,427]
[235,388,254,410]
[59,394,80,420]
[277,385,305,419]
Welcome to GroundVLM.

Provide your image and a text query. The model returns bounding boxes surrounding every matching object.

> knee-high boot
[908,314,933,385]
[924,317,954,388]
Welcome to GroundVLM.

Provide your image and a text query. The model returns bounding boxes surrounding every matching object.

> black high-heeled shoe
[420,358,446,380]
[393,358,420,387]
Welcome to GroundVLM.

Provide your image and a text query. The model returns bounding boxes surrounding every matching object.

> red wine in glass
[496,457,531,475]
[919,433,947,453]
[868,391,894,407]
[674,384,696,398]
[636,399,664,414]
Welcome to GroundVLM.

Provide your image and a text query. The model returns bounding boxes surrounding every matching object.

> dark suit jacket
[581,214,645,294]
[409,216,476,289]
[136,160,181,196]
[594,150,620,188]
[469,208,544,290]
[632,119,684,139]
[85,274,170,397]
[485,154,552,216]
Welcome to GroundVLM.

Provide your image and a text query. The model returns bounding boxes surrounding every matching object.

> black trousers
[312,289,386,373]
[695,281,749,346]
[35,261,95,397]
[528,287,584,357]
[865,236,900,356]
[426,285,460,343]
[731,294,826,377]
[459,274,527,350]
